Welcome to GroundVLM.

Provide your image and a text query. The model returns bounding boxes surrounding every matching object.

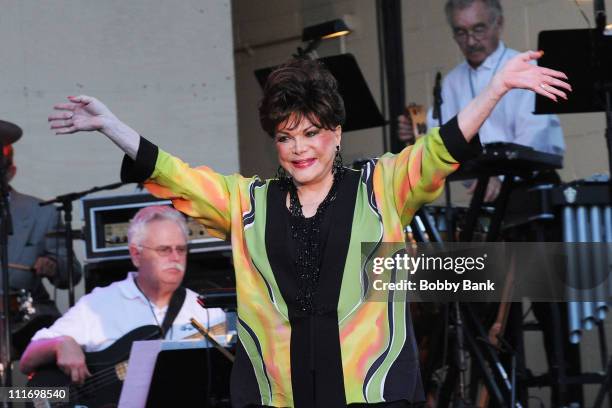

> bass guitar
[27,325,161,408]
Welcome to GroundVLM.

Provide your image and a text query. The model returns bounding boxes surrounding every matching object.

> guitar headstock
[406,104,427,139]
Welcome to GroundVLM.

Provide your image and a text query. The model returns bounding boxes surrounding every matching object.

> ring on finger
[539,83,548,90]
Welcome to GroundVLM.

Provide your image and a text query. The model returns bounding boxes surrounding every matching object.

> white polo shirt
[31,272,226,352]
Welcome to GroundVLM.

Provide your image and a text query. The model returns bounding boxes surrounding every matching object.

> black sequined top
[284,170,344,314]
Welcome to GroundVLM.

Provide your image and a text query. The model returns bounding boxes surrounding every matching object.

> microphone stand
[39,181,125,307]
[0,151,14,391]
[433,73,468,405]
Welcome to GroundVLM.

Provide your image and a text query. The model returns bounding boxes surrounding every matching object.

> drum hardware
[8,263,34,272]
[411,209,521,407]
[413,205,493,243]
[0,290,36,324]
[421,72,506,408]
[15,290,35,322]
[45,229,85,240]
[413,144,563,407]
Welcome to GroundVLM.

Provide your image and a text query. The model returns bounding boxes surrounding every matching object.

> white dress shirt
[427,42,565,155]
[31,272,226,352]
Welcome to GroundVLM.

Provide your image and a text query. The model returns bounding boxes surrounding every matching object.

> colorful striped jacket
[121,116,480,407]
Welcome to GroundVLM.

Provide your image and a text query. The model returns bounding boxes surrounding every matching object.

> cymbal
[0,120,22,146]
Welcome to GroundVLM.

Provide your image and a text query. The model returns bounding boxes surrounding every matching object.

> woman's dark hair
[258,58,345,137]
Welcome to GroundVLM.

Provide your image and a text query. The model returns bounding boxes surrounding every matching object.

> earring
[333,145,344,176]
[276,165,292,189]
[276,165,288,180]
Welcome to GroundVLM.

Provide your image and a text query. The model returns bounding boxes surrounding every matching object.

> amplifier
[81,193,231,262]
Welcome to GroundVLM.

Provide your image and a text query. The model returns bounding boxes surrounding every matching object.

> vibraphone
[549,180,612,344]
[548,179,612,406]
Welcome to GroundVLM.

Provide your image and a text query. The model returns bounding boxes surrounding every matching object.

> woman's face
[274,113,341,188]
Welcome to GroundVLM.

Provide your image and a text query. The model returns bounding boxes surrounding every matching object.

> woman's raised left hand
[491,50,571,102]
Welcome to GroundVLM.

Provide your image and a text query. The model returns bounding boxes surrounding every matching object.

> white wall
[1,0,238,309]
[2,1,238,197]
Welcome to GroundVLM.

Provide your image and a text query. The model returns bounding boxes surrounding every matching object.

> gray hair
[127,205,189,246]
[444,0,503,26]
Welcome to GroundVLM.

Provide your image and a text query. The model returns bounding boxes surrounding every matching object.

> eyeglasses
[139,244,188,257]
[452,22,495,42]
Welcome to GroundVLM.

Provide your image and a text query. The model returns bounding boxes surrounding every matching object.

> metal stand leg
[593,356,612,408]
[459,175,488,242]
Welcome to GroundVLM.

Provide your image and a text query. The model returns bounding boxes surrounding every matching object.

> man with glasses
[400,0,565,202]
[19,205,226,384]
[400,1,576,406]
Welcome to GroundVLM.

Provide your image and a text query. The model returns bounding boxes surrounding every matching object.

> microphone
[432,72,443,123]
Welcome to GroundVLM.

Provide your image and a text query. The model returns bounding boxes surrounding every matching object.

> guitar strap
[160,286,187,338]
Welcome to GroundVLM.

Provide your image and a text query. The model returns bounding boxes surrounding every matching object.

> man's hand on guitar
[55,336,91,384]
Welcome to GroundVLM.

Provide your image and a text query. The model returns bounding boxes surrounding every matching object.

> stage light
[302,19,351,42]
[297,19,351,57]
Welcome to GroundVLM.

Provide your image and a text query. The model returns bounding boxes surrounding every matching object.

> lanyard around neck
[468,45,507,99]
[134,277,164,334]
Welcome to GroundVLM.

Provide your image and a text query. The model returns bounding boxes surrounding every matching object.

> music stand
[536,29,612,177]
[254,53,385,133]
[145,347,232,407]
[535,29,612,115]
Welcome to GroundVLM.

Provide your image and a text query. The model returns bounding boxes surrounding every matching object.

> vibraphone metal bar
[556,182,612,345]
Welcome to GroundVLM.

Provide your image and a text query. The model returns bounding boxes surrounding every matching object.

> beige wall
[403,1,612,402]
[403,0,611,185]
[232,1,612,404]
[234,0,612,186]
[233,0,384,179]
[403,0,611,207]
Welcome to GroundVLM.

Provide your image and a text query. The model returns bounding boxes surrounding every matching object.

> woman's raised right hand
[49,95,118,134]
